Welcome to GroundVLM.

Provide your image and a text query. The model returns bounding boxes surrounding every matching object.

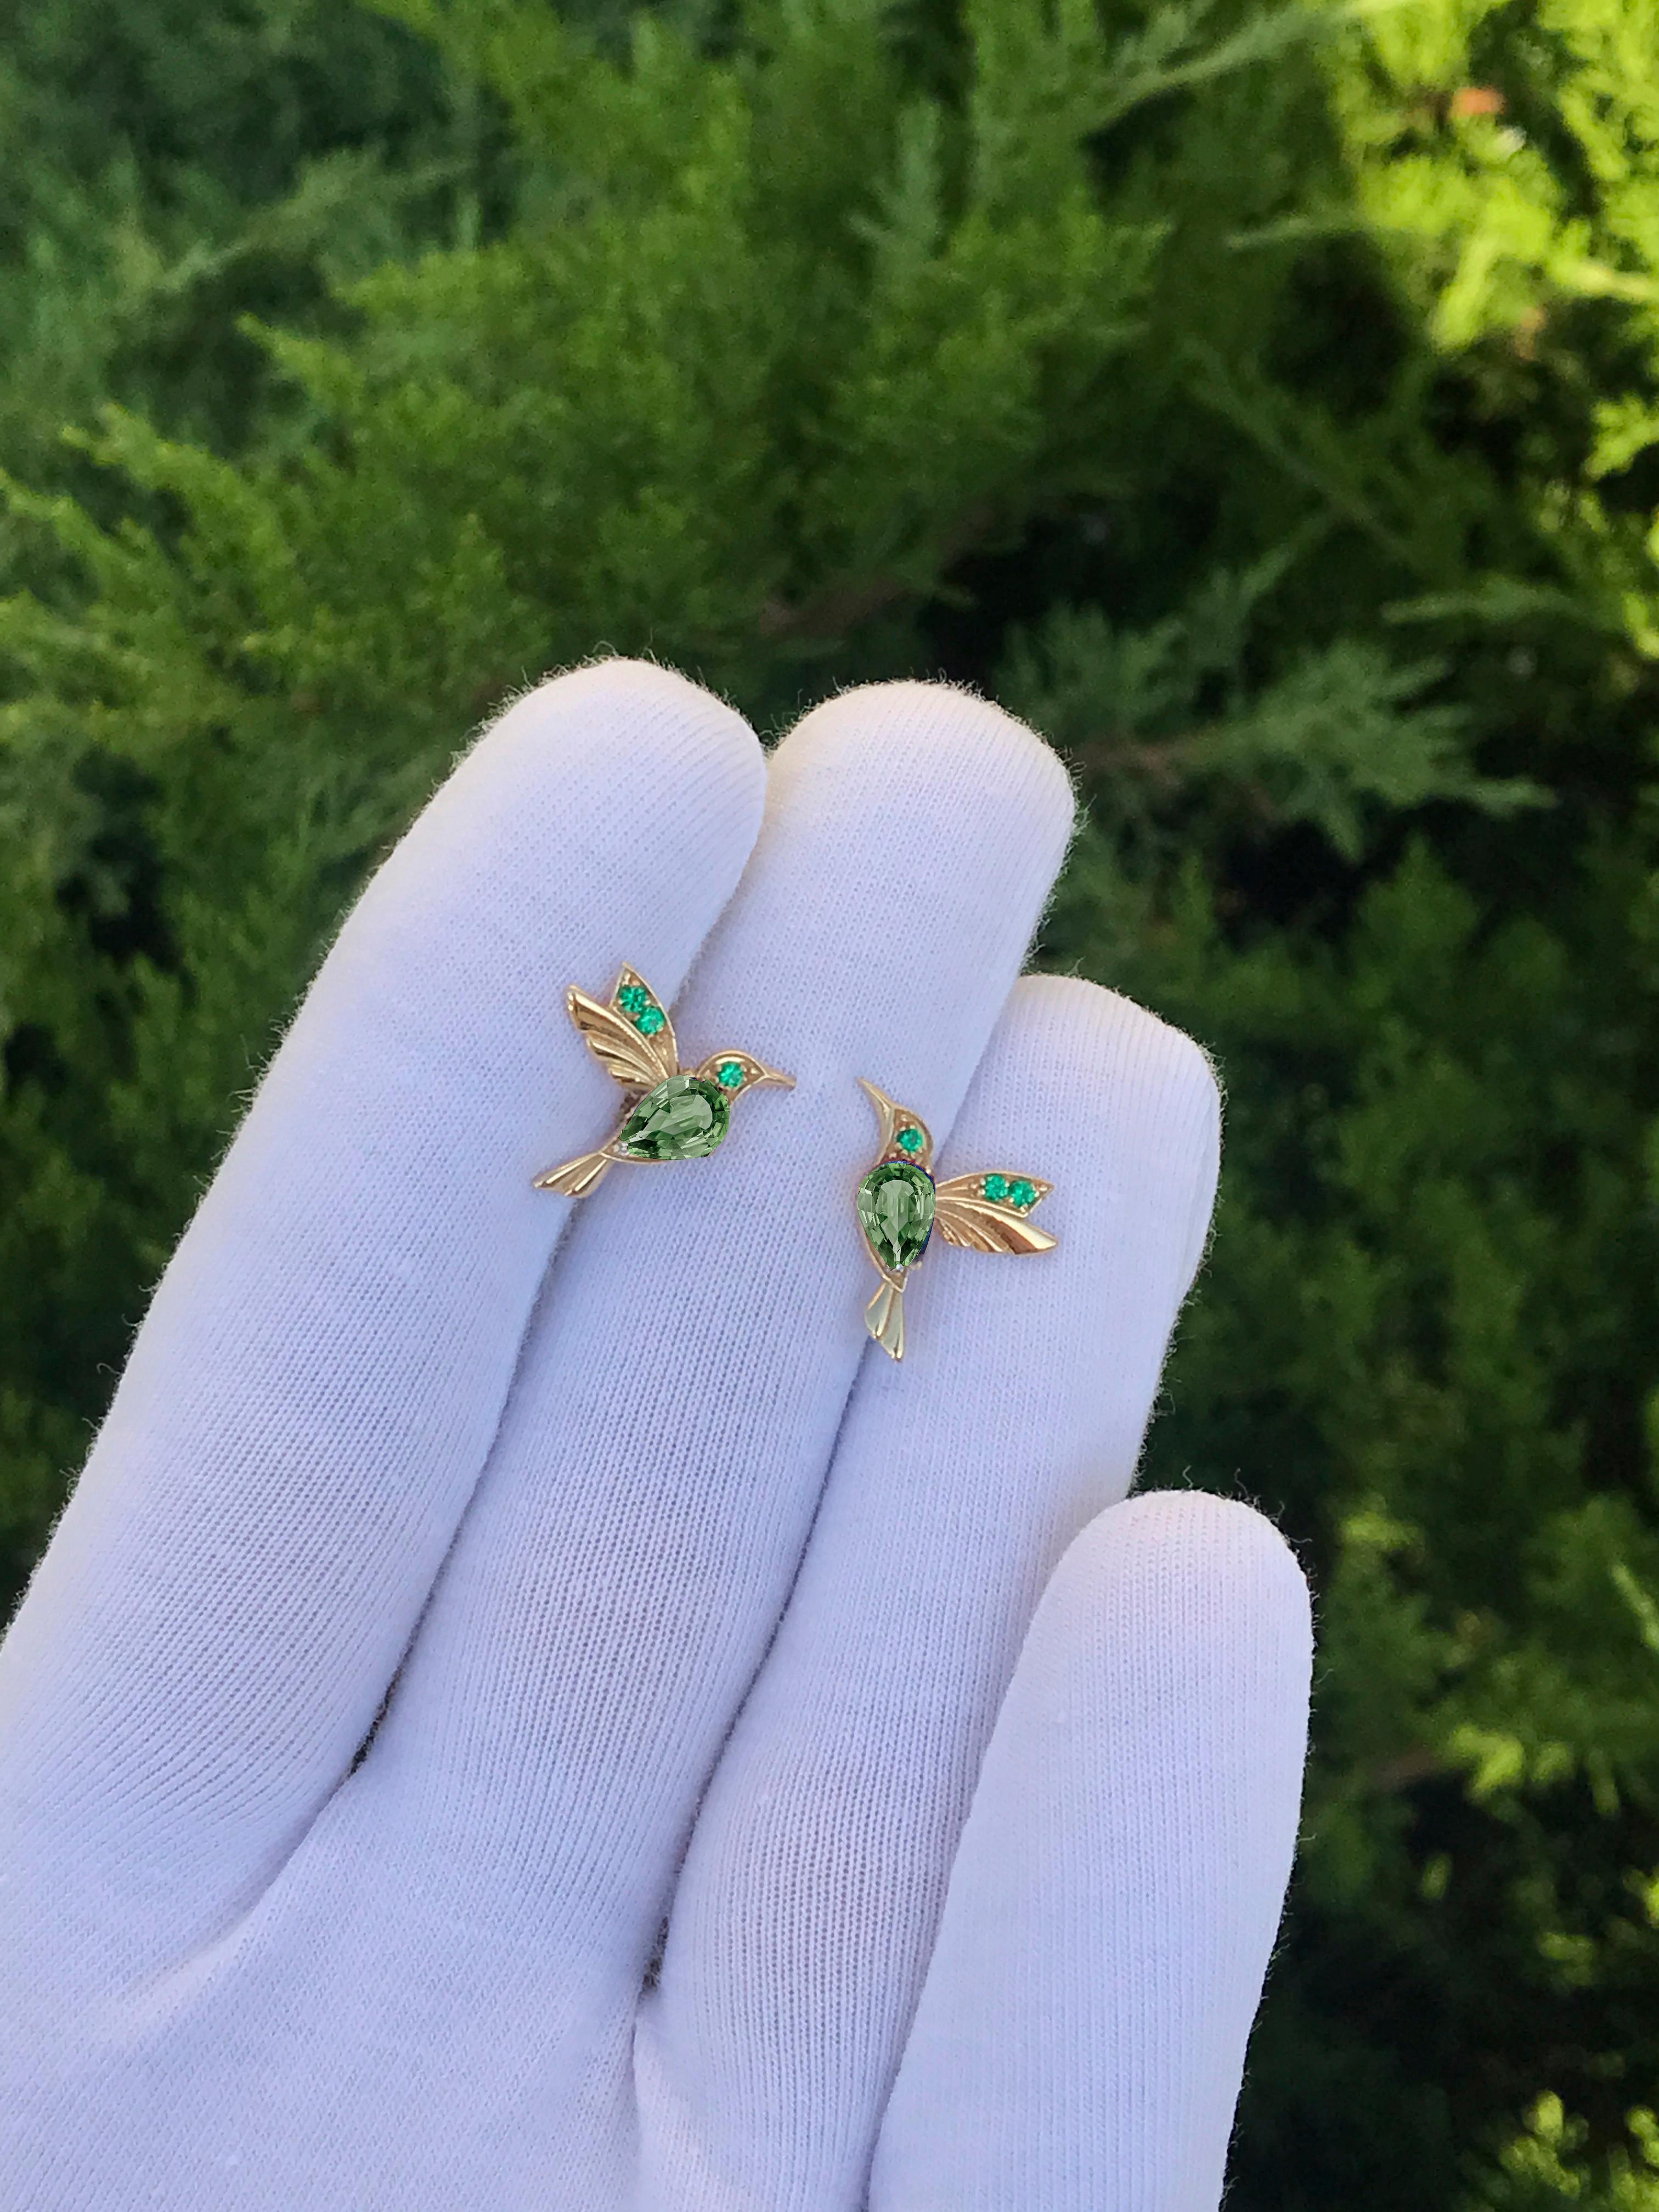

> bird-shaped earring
[534,967,793,1197]
[854,1078,1056,1361]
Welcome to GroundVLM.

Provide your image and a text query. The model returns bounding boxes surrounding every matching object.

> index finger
[0,661,765,1959]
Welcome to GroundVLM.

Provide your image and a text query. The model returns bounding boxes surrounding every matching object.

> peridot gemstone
[858,1160,935,1272]
[617,1074,730,1160]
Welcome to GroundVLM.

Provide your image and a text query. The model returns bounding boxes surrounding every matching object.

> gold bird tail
[533,1148,615,1198]
[865,1278,906,1361]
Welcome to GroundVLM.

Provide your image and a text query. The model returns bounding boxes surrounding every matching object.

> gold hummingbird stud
[854,1079,1057,1361]
[534,967,793,1197]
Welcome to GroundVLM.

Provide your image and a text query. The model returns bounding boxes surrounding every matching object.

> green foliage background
[2,0,1656,2200]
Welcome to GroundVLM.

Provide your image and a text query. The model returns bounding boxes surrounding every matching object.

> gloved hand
[0,663,1311,2210]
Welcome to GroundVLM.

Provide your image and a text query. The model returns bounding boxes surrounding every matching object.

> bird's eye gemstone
[617,1075,730,1160]
[858,1161,935,1272]
[716,1060,746,1090]
[983,1173,1009,1201]
[896,1125,923,1154]
[618,983,651,1015]
[635,1006,667,1036]
[1008,1178,1037,1210]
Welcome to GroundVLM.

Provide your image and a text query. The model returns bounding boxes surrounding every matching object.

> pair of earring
[534,966,1055,1363]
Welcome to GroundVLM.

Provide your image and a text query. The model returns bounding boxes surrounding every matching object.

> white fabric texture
[0,662,1312,2210]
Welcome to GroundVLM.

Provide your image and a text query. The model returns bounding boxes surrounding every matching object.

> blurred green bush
[1,0,1655,2202]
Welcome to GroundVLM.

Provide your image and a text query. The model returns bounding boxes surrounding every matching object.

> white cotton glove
[0,663,1312,2210]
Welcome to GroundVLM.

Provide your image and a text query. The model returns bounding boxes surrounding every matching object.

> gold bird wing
[934,1173,1058,1254]
[565,966,679,1093]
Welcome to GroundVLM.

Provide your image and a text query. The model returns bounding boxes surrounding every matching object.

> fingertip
[859,678,1077,831]
[776,679,1076,877]
[689,681,1075,1104]
[1049,1487,1314,1713]
[1000,975,1221,1139]
[484,652,747,737]
[1084,1483,1307,1593]
[459,655,767,870]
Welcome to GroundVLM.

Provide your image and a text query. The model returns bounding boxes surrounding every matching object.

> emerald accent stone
[716,1059,746,1090]
[896,1125,923,1154]
[617,1075,730,1160]
[858,1160,935,1272]
[618,984,650,1015]
[983,1173,1009,1202]
[636,1006,667,1036]
[1009,1177,1037,1210]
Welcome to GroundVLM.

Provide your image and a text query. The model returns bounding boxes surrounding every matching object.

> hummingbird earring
[853,1078,1056,1361]
[534,967,793,1197]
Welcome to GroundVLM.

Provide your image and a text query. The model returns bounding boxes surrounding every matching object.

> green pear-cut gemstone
[858,1160,935,1272]
[617,1074,730,1161]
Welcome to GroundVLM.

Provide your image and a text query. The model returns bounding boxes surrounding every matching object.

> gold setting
[855,1077,1056,1361]
[534,966,793,1195]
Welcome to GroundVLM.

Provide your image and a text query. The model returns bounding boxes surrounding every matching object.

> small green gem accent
[896,1125,923,1154]
[983,1173,1009,1201]
[618,984,650,1015]
[635,1006,667,1035]
[716,1059,746,1090]
[1009,1178,1037,1210]
[858,1161,935,1272]
[617,1074,730,1161]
